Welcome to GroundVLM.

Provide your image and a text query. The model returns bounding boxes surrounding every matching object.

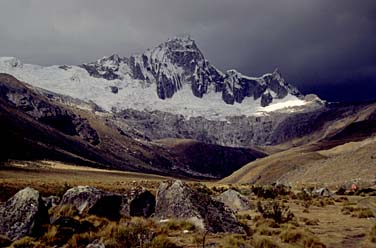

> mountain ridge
[0,36,317,121]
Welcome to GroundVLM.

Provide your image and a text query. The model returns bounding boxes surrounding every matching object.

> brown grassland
[1,160,376,248]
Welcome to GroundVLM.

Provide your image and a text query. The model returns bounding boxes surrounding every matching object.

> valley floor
[1,160,376,247]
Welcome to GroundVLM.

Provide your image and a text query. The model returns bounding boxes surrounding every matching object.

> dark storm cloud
[0,0,375,101]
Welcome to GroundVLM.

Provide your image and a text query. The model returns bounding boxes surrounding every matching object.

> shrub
[253,186,277,199]
[147,235,181,248]
[49,204,79,220]
[257,226,275,236]
[220,234,249,248]
[300,217,319,226]
[96,218,156,248]
[279,228,326,248]
[236,214,252,221]
[256,201,294,224]
[192,183,213,195]
[10,236,36,248]
[255,219,280,229]
[341,206,355,215]
[370,223,376,243]
[358,208,375,218]
[55,182,72,197]
[161,219,196,233]
[115,221,154,248]
[296,190,312,201]
[253,236,280,248]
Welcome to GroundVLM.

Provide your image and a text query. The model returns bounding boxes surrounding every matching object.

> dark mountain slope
[0,73,264,179]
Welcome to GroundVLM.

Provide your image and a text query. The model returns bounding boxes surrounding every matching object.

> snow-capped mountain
[0,35,315,120]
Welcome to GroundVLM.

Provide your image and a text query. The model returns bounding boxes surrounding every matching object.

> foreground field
[0,160,168,202]
[1,161,376,248]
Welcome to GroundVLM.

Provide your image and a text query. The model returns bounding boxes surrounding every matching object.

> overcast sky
[0,0,375,102]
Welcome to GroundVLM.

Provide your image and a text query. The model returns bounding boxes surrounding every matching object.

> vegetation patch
[257,200,294,224]
[279,228,326,248]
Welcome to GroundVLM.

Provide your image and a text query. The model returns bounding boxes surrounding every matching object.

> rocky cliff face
[81,35,302,107]
[117,104,326,147]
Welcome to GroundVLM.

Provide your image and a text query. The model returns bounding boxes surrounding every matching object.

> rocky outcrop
[120,187,156,218]
[155,180,245,233]
[60,186,156,220]
[312,188,333,198]
[119,106,325,147]
[261,92,273,107]
[86,240,106,248]
[0,187,49,241]
[60,186,123,220]
[42,196,60,209]
[215,189,251,212]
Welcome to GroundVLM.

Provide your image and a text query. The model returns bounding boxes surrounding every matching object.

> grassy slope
[221,103,376,187]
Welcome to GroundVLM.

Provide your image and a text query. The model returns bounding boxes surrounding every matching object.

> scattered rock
[42,195,60,209]
[60,186,122,220]
[312,188,332,197]
[86,239,105,248]
[215,189,251,211]
[155,180,245,233]
[121,187,156,218]
[0,187,49,240]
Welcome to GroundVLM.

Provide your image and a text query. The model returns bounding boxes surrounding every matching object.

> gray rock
[42,195,60,209]
[86,239,105,248]
[60,186,122,220]
[86,239,106,248]
[117,101,325,148]
[155,180,245,234]
[261,92,273,107]
[312,188,333,197]
[216,189,251,212]
[0,187,49,241]
[120,187,155,218]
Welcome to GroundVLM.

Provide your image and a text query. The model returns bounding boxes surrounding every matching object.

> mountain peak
[0,35,312,119]
[163,34,198,52]
[167,34,194,43]
[0,57,22,68]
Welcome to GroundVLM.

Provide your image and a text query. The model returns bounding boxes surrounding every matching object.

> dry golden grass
[0,160,167,201]
[2,163,376,248]
[369,223,376,243]
[221,135,376,188]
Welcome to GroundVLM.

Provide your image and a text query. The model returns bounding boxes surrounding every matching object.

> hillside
[221,101,376,187]
[0,73,265,179]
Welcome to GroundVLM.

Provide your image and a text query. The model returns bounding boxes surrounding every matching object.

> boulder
[215,189,251,212]
[312,188,332,197]
[155,180,245,233]
[42,195,60,209]
[60,186,122,220]
[0,187,49,240]
[120,187,155,218]
[86,239,105,248]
